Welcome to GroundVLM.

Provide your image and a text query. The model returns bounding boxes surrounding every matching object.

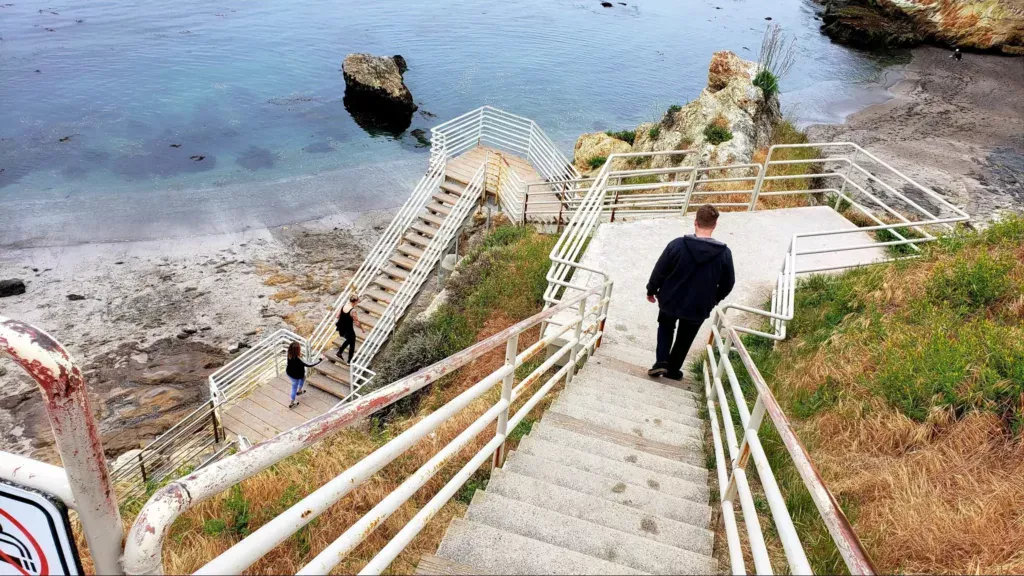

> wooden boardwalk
[222,375,338,444]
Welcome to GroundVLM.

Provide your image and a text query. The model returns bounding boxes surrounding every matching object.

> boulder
[821,0,1024,53]
[342,53,417,135]
[629,51,780,169]
[572,132,632,173]
[0,279,26,297]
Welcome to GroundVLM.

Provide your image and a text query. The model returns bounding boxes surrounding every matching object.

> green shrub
[587,155,608,170]
[667,104,682,114]
[875,225,925,256]
[225,484,251,538]
[202,518,227,536]
[605,130,636,145]
[648,125,661,139]
[456,470,489,504]
[927,251,1015,312]
[508,418,535,442]
[753,69,780,97]
[703,123,733,145]
[792,378,841,418]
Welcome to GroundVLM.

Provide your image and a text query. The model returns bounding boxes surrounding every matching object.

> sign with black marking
[0,480,81,576]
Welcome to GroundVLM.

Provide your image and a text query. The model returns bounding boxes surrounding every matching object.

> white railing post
[566,298,586,385]
[681,166,698,215]
[750,149,771,211]
[835,149,858,210]
[493,334,519,468]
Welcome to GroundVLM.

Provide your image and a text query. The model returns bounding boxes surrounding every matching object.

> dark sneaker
[648,364,668,377]
[664,370,684,381]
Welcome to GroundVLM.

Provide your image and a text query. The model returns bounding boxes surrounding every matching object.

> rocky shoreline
[0,210,392,460]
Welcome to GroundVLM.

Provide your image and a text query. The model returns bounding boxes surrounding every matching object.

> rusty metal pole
[0,316,125,575]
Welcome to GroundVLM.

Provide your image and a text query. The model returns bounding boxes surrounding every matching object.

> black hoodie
[646,235,735,322]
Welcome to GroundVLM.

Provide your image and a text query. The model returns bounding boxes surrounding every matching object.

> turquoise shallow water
[0,0,902,246]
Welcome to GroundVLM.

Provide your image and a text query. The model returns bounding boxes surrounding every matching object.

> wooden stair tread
[306,372,350,400]
[364,288,394,304]
[381,265,410,280]
[427,201,452,216]
[312,359,351,384]
[403,232,432,248]
[396,243,425,259]
[411,222,439,237]
[358,299,387,316]
[432,192,460,206]
[390,254,419,270]
[440,181,466,196]
[419,212,446,227]
[373,276,403,292]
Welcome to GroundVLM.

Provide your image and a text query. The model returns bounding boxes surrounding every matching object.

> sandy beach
[807,46,1024,220]
[0,208,392,458]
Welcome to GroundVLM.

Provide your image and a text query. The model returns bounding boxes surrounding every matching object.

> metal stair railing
[307,161,448,358]
[343,159,491,401]
[110,329,306,499]
[123,279,613,576]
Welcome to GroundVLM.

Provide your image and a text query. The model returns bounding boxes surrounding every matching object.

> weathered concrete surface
[564,206,886,364]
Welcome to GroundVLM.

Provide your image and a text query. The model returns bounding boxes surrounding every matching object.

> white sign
[0,481,81,576]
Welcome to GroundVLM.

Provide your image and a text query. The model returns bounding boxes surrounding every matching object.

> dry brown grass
[109,312,560,575]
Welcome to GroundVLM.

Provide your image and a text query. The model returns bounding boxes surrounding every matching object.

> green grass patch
[508,418,535,442]
[456,469,490,504]
[587,155,608,170]
[753,68,780,97]
[926,250,1015,312]
[703,123,733,145]
[667,104,682,114]
[605,129,636,145]
[875,225,926,256]
[225,484,251,538]
[370,226,558,391]
[648,125,661,139]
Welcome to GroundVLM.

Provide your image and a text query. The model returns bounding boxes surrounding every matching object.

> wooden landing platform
[446,146,542,192]
[222,375,338,444]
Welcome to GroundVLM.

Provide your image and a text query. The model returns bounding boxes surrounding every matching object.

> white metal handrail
[122,280,612,576]
[535,142,972,573]
[344,159,490,399]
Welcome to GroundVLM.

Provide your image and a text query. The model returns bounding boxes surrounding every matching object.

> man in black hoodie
[646,205,735,380]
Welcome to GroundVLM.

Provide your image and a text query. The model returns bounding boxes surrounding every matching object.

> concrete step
[589,353,703,394]
[560,385,702,425]
[567,374,700,413]
[467,491,717,575]
[550,400,703,453]
[416,554,487,575]
[531,420,707,484]
[573,367,700,408]
[503,451,709,522]
[435,518,643,575]
[487,468,713,556]
[517,436,709,502]
[555,390,704,437]
[578,361,701,401]
[595,341,658,368]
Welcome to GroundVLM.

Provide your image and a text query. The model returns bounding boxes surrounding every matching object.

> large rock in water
[630,51,780,169]
[821,0,1024,53]
[342,53,417,135]
[572,132,632,173]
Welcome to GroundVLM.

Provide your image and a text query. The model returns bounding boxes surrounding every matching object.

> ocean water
[0,0,904,246]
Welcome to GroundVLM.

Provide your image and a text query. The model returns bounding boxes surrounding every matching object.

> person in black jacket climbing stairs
[336,294,365,364]
[286,341,321,408]
[646,204,735,381]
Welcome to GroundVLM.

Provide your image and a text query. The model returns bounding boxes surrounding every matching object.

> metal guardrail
[122,281,612,575]
[342,159,490,401]
[537,143,970,574]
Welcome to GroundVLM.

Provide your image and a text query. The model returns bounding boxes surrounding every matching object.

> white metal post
[0,317,124,575]
[749,162,766,211]
[835,149,858,210]
[566,299,586,386]
[681,166,698,215]
[493,335,519,467]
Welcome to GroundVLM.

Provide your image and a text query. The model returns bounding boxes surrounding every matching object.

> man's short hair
[695,205,720,229]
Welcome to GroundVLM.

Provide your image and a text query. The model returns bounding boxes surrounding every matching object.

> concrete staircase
[420,342,717,575]
[307,171,480,401]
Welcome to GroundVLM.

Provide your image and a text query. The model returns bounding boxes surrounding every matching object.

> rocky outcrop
[573,132,632,172]
[598,51,780,171]
[820,0,1024,53]
[342,53,417,135]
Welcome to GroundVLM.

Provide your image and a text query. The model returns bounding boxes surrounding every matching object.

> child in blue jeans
[285,342,321,408]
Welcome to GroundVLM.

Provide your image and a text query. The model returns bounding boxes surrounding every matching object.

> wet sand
[807,46,1024,220]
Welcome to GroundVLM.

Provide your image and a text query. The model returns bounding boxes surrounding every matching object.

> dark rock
[115,260,124,264]
[176,331,190,340]
[410,128,431,147]
[169,143,181,148]
[66,293,86,301]
[600,1,613,6]
[820,0,925,50]
[189,155,205,161]
[392,54,408,73]
[58,135,72,143]
[182,326,198,334]
[342,53,416,135]
[764,16,772,20]
[0,279,25,297]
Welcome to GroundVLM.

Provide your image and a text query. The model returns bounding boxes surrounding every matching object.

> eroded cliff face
[573,51,780,173]
[822,0,1024,53]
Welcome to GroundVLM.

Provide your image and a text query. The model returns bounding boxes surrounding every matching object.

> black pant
[655,312,702,374]
[337,328,356,363]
